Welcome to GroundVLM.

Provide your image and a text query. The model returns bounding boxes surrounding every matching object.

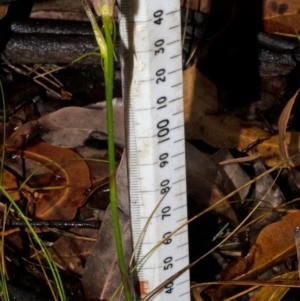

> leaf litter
[2,1,300,301]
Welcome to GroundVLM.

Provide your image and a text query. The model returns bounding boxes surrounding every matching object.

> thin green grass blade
[0,80,10,301]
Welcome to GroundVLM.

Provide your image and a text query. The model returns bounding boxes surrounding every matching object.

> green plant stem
[102,15,132,301]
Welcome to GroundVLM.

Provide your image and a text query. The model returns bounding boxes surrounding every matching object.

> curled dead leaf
[4,141,91,220]
[208,210,300,300]
[278,90,300,167]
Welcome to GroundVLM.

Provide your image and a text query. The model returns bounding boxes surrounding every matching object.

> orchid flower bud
[92,0,114,17]
[82,0,107,57]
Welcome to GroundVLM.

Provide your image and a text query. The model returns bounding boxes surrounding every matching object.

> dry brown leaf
[278,90,300,167]
[183,64,271,149]
[6,106,125,149]
[0,4,8,19]
[248,271,298,301]
[74,145,109,183]
[249,159,285,243]
[186,143,240,227]
[218,154,261,165]
[225,211,298,280]
[2,169,22,201]
[29,0,88,20]
[116,149,130,216]
[208,210,300,301]
[183,64,300,167]
[210,149,250,201]
[257,132,300,167]
[82,205,133,300]
[29,0,121,21]
[50,228,99,275]
[263,0,300,34]
[4,141,91,220]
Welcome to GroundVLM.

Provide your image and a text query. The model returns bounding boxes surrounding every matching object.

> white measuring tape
[119,1,190,300]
